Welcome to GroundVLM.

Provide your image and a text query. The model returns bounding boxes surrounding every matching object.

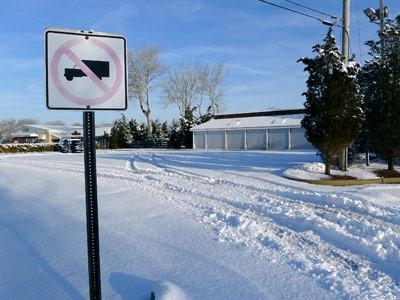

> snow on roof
[22,124,111,137]
[191,114,304,131]
[24,124,82,132]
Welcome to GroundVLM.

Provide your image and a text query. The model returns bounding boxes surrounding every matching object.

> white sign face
[45,28,127,110]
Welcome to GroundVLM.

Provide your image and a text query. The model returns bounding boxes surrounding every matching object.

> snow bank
[284,162,380,180]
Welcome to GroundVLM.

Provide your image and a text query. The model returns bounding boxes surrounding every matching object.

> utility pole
[340,0,350,171]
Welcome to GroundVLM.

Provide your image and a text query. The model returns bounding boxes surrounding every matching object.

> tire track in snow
[3,154,399,298]
[129,152,400,299]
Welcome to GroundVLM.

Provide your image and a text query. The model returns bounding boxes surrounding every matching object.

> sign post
[45,28,127,300]
[83,111,101,299]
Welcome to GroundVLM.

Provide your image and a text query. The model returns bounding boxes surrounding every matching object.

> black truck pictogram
[64,60,110,81]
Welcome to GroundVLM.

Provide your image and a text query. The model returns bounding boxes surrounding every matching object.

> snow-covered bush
[0,143,54,153]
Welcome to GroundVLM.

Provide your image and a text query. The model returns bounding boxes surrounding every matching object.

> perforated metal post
[83,111,102,300]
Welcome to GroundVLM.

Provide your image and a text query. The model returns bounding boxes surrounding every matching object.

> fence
[131,140,168,149]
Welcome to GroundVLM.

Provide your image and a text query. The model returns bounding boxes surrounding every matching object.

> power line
[257,0,328,25]
[283,0,338,20]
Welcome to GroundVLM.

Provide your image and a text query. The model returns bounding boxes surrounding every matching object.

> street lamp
[363,7,389,23]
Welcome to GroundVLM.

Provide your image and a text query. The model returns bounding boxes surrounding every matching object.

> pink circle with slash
[50,37,123,106]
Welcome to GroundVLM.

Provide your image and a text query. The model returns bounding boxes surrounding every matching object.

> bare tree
[161,64,199,117]
[194,62,209,117]
[206,62,226,114]
[128,47,167,136]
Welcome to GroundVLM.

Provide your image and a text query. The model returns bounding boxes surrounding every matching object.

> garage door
[268,129,288,150]
[207,131,225,149]
[227,130,245,150]
[247,130,266,150]
[290,128,313,149]
[193,132,206,149]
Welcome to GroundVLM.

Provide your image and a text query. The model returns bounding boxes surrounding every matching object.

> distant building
[10,124,111,147]
[190,109,313,150]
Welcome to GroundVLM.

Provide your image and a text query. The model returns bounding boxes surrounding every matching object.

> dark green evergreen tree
[199,105,213,123]
[180,107,199,148]
[161,121,170,140]
[299,28,364,175]
[128,119,140,141]
[109,114,133,149]
[359,16,400,171]
[168,119,182,148]
[151,119,163,141]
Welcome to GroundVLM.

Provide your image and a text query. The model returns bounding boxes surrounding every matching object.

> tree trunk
[339,148,347,171]
[388,158,394,171]
[325,163,331,175]
[145,90,152,137]
[146,112,152,137]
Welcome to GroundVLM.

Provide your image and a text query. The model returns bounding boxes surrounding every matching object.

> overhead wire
[257,0,329,24]
[257,0,351,59]
[283,0,338,20]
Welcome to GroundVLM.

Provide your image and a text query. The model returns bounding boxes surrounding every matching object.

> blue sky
[0,0,398,124]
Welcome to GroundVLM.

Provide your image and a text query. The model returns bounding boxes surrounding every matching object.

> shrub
[0,143,54,153]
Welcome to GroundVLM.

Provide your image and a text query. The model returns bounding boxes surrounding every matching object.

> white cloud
[90,2,138,31]
[0,58,42,69]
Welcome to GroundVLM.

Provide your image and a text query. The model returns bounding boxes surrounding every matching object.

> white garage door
[207,131,225,149]
[247,130,266,150]
[193,132,206,149]
[290,128,313,149]
[268,129,288,150]
[227,130,245,149]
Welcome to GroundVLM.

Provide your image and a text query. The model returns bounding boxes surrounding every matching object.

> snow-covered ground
[284,161,396,180]
[0,150,400,299]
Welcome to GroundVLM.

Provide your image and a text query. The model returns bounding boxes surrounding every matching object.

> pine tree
[299,28,364,175]
[109,114,133,149]
[180,107,199,148]
[359,16,400,171]
[161,121,170,140]
[151,119,163,141]
[168,119,181,148]
[128,119,140,141]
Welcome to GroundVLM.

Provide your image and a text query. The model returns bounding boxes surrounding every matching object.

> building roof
[11,124,111,138]
[24,124,82,132]
[214,109,305,119]
[191,113,304,131]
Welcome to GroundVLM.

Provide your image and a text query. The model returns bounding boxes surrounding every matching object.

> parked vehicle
[59,138,83,153]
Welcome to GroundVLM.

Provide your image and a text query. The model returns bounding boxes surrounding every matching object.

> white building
[191,109,313,150]
[11,124,112,146]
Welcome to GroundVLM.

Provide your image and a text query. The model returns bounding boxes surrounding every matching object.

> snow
[1,150,400,299]
[191,114,303,131]
[284,162,383,180]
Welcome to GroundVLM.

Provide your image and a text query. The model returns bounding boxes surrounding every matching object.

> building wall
[226,130,245,150]
[207,131,225,149]
[192,127,313,150]
[247,130,266,150]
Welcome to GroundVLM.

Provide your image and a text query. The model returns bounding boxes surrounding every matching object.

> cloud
[162,45,239,60]
[226,63,304,82]
[144,0,205,21]
[0,58,43,69]
[90,2,138,31]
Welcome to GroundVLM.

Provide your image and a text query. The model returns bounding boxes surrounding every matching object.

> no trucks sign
[45,28,127,110]
[44,27,129,300]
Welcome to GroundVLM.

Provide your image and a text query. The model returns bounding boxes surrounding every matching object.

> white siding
[193,132,206,149]
[247,130,266,150]
[227,130,245,149]
[268,129,288,150]
[207,131,225,149]
[290,128,313,149]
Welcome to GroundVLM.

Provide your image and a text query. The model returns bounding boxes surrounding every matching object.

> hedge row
[0,143,54,153]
